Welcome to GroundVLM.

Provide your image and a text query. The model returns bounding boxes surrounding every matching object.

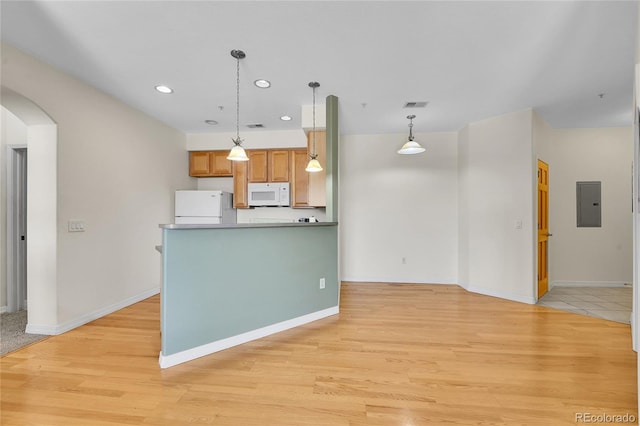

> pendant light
[227,49,249,162]
[305,81,323,172]
[397,114,426,154]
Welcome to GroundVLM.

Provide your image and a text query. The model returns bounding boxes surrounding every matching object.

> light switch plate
[68,220,85,232]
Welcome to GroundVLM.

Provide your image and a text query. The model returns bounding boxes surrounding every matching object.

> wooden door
[537,160,549,298]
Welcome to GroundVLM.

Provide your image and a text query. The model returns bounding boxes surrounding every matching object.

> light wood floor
[1,283,637,425]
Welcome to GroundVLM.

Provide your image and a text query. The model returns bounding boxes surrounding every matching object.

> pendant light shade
[227,49,249,162]
[398,140,426,154]
[306,81,323,173]
[305,158,323,172]
[397,114,426,155]
[227,144,248,161]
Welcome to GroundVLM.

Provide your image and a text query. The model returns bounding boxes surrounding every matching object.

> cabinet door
[210,151,233,176]
[233,160,249,208]
[189,151,211,176]
[307,131,327,207]
[269,150,290,182]
[189,151,233,177]
[290,149,309,207]
[248,150,268,182]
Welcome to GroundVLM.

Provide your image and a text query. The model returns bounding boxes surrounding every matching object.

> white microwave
[248,182,290,207]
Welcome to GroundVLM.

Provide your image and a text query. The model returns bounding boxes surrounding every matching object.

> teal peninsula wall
[159,222,339,368]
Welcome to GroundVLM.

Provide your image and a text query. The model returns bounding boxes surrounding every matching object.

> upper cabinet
[248,150,268,182]
[247,149,290,183]
[269,150,290,182]
[189,150,233,177]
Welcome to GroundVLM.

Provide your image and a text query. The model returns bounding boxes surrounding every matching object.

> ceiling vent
[403,101,429,108]
[246,123,264,128]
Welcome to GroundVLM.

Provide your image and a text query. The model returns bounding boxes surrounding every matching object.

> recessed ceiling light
[280,115,292,121]
[155,85,173,94]
[204,120,218,125]
[254,79,271,88]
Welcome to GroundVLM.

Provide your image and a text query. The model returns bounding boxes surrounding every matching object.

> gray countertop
[160,222,338,230]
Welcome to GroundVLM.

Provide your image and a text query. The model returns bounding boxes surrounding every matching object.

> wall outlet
[68,220,85,232]
[319,278,325,289]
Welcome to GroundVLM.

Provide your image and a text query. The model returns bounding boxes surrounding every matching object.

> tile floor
[537,286,632,324]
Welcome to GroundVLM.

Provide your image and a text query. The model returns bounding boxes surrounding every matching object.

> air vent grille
[403,101,429,108]
[247,123,264,128]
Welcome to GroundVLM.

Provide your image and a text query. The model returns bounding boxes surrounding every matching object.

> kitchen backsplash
[237,206,327,223]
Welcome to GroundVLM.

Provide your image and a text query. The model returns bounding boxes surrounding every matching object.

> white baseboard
[0,306,7,314]
[25,287,160,335]
[340,277,458,285]
[159,305,340,369]
[551,281,631,288]
[466,284,536,305]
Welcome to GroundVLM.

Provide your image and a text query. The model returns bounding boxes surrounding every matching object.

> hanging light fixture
[305,81,323,172]
[397,114,426,154]
[227,49,249,162]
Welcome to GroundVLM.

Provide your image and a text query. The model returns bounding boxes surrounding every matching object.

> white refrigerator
[174,190,237,224]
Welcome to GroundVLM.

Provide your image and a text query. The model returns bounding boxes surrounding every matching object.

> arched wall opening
[1,86,58,332]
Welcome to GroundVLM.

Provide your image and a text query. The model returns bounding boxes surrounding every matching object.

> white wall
[457,125,470,287]
[533,110,553,164]
[0,107,28,311]
[340,132,459,284]
[549,127,633,285]
[1,42,191,331]
[458,109,536,303]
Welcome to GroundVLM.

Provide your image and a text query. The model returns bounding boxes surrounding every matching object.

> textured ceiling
[1,1,637,135]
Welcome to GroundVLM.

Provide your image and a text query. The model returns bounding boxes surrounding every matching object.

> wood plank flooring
[1,283,637,425]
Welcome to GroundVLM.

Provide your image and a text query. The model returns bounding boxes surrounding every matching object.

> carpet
[0,310,48,356]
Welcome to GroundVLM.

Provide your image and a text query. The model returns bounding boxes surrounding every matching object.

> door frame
[6,144,27,313]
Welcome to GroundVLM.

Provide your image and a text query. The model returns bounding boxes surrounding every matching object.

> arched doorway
[1,86,58,334]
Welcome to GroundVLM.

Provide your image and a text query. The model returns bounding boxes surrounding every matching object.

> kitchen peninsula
[158,221,338,368]
[159,95,339,368]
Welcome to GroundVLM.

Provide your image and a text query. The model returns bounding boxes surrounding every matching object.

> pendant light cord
[311,84,316,159]
[408,114,415,141]
[235,55,240,144]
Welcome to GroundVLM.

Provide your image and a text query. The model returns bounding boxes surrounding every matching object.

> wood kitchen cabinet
[232,160,249,208]
[232,143,324,209]
[247,150,268,182]
[247,149,289,182]
[189,150,233,177]
[268,150,290,182]
[290,132,326,208]
[290,149,310,207]
[305,131,327,207]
